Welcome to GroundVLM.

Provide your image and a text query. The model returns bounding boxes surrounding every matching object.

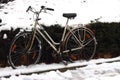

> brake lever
[42,10,53,15]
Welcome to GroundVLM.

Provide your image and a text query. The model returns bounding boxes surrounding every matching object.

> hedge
[0,22,120,67]
[89,22,120,58]
[0,0,14,3]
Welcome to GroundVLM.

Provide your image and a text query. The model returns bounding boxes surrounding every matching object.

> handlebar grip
[41,5,54,11]
[46,8,54,11]
[26,6,32,12]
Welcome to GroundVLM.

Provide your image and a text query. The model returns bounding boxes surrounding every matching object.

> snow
[0,57,120,80]
[0,0,120,80]
[0,0,120,30]
[0,57,120,77]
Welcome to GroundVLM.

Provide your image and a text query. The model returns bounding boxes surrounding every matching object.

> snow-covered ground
[0,57,120,80]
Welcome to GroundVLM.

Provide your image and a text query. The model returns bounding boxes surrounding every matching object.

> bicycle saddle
[63,13,77,19]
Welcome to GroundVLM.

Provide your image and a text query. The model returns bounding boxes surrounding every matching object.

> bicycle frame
[27,6,83,55]
[33,18,75,54]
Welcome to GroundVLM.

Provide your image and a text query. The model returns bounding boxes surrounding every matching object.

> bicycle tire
[8,32,42,69]
[63,27,97,61]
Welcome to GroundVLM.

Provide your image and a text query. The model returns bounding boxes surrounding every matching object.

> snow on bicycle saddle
[63,13,77,19]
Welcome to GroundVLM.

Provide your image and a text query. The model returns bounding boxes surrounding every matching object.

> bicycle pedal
[68,59,74,63]
[62,60,68,65]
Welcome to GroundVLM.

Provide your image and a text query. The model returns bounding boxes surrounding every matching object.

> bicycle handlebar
[26,6,54,12]
[41,6,54,11]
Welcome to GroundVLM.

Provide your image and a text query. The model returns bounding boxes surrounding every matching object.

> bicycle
[8,6,97,69]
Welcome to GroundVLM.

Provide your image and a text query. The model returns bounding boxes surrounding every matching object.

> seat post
[65,18,69,26]
[61,18,69,42]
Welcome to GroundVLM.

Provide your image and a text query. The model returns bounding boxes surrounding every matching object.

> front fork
[24,29,37,55]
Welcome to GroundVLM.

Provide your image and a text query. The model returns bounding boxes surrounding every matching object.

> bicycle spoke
[10,52,25,65]
[83,38,94,47]
[77,28,86,42]
[70,30,82,46]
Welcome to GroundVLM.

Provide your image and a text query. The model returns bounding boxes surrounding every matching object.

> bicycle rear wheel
[8,32,41,69]
[63,27,96,61]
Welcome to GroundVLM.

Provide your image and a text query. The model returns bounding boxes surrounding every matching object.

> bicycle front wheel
[63,27,96,61]
[8,32,41,69]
